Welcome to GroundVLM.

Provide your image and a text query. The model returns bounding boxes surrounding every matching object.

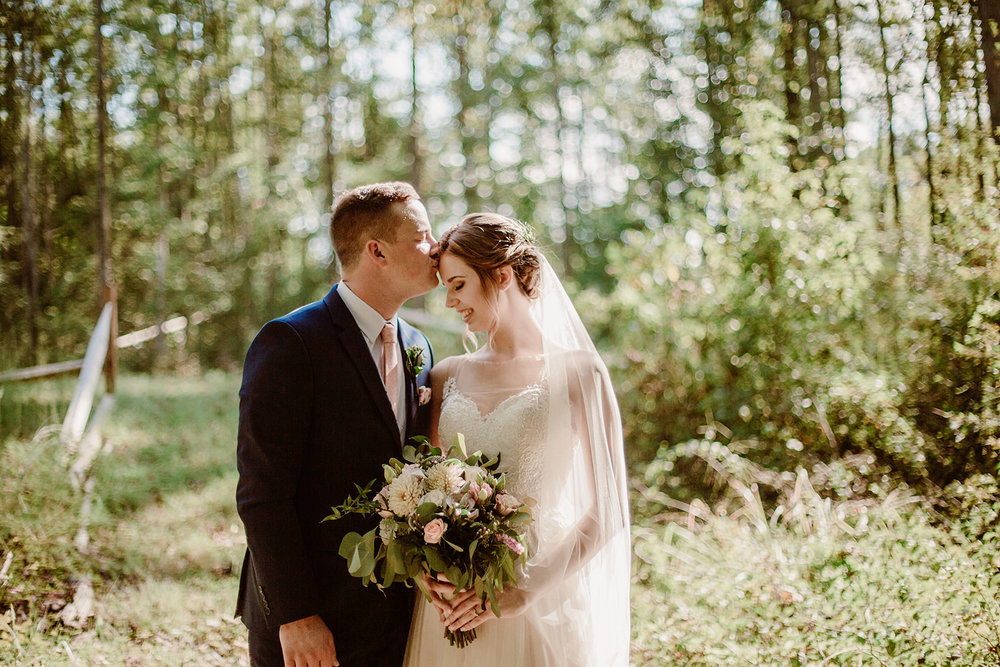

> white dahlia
[386,473,423,516]
[425,462,465,494]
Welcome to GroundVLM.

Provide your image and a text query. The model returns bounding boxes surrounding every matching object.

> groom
[235,182,438,666]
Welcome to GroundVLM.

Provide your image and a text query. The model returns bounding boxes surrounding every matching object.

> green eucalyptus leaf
[415,502,438,519]
[423,546,449,573]
[450,433,468,459]
[469,538,479,562]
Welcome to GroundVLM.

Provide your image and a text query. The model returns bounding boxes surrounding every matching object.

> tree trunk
[541,0,574,276]
[779,1,801,171]
[154,121,170,368]
[20,44,39,362]
[805,16,823,121]
[261,1,283,313]
[922,18,939,230]
[977,0,1000,144]
[409,4,423,195]
[831,0,847,144]
[94,0,113,291]
[455,12,480,211]
[877,0,900,232]
[700,0,724,177]
[323,0,337,211]
[972,35,987,198]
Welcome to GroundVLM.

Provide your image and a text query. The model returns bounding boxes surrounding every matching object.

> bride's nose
[445,291,457,308]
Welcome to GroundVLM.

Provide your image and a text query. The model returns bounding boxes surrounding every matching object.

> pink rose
[418,386,432,406]
[495,492,521,516]
[472,482,493,503]
[423,518,448,544]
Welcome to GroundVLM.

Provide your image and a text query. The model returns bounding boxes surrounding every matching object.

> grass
[631,446,1000,665]
[2,373,1000,665]
[0,372,246,665]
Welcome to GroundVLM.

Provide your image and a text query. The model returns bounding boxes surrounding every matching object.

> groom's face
[382,199,439,297]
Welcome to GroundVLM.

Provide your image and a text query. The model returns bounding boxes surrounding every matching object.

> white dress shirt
[338,281,406,440]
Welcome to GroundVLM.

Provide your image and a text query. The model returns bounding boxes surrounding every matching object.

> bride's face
[439,252,495,333]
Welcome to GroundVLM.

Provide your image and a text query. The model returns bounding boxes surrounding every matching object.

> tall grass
[631,439,1000,665]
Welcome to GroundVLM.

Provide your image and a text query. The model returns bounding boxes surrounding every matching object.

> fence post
[102,282,118,394]
[61,303,112,447]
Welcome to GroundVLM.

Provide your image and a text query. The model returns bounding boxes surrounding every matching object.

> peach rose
[423,518,448,544]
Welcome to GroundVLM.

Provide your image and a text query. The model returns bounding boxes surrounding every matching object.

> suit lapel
[324,286,401,443]
[398,322,418,439]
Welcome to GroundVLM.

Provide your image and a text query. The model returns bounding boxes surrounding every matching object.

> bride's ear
[496,266,515,291]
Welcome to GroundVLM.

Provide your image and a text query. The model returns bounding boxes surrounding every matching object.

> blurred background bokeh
[2,0,1000,662]
[3,0,998,494]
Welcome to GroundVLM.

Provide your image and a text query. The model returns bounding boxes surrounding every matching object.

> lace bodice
[437,376,549,498]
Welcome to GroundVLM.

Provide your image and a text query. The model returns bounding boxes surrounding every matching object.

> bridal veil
[516,255,632,666]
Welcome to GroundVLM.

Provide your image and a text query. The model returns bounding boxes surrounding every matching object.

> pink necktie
[380,323,399,418]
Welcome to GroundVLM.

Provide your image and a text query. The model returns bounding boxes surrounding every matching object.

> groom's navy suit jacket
[235,285,432,666]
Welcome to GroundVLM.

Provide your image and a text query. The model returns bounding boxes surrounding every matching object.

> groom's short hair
[330,181,421,271]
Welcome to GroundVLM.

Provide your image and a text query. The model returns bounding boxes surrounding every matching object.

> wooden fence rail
[0,306,458,385]
[0,311,208,384]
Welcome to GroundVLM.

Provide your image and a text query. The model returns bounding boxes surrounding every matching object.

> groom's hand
[279,615,339,667]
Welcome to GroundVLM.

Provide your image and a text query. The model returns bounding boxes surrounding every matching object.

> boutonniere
[417,386,432,406]
[404,345,426,377]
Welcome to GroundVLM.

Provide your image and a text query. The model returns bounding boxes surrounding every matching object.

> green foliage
[632,446,1000,665]
[587,95,1000,495]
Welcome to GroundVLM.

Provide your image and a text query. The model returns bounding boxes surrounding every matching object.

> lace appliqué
[438,376,549,499]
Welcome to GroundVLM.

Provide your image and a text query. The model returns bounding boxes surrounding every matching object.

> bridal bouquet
[323,434,532,648]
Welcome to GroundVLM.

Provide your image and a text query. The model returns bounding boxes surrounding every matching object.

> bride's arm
[516,352,627,590]
[426,356,454,447]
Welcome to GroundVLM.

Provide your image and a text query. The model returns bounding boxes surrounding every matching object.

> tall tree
[94,0,112,292]
[20,24,39,361]
[977,0,1000,144]
[322,0,337,210]
[876,0,901,231]
[408,1,424,195]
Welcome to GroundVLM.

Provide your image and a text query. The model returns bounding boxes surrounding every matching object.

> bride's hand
[443,587,530,633]
[421,571,457,622]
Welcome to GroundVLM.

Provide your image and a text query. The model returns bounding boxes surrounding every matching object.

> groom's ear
[365,239,388,267]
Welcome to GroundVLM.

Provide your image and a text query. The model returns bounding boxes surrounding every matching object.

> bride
[402,213,631,666]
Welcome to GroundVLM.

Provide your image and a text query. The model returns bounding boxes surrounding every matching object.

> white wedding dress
[403,369,561,666]
[404,257,631,667]
[403,354,629,666]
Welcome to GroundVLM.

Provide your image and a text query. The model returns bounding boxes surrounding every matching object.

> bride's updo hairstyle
[437,212,542,300]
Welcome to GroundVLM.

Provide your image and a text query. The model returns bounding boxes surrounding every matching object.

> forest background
[2,0,1000,664]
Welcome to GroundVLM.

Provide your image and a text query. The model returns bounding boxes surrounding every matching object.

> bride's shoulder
[428,354,465,383]
[548,346,604,373]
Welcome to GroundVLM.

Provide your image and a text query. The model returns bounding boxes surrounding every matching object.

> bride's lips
[458,309,473,323]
